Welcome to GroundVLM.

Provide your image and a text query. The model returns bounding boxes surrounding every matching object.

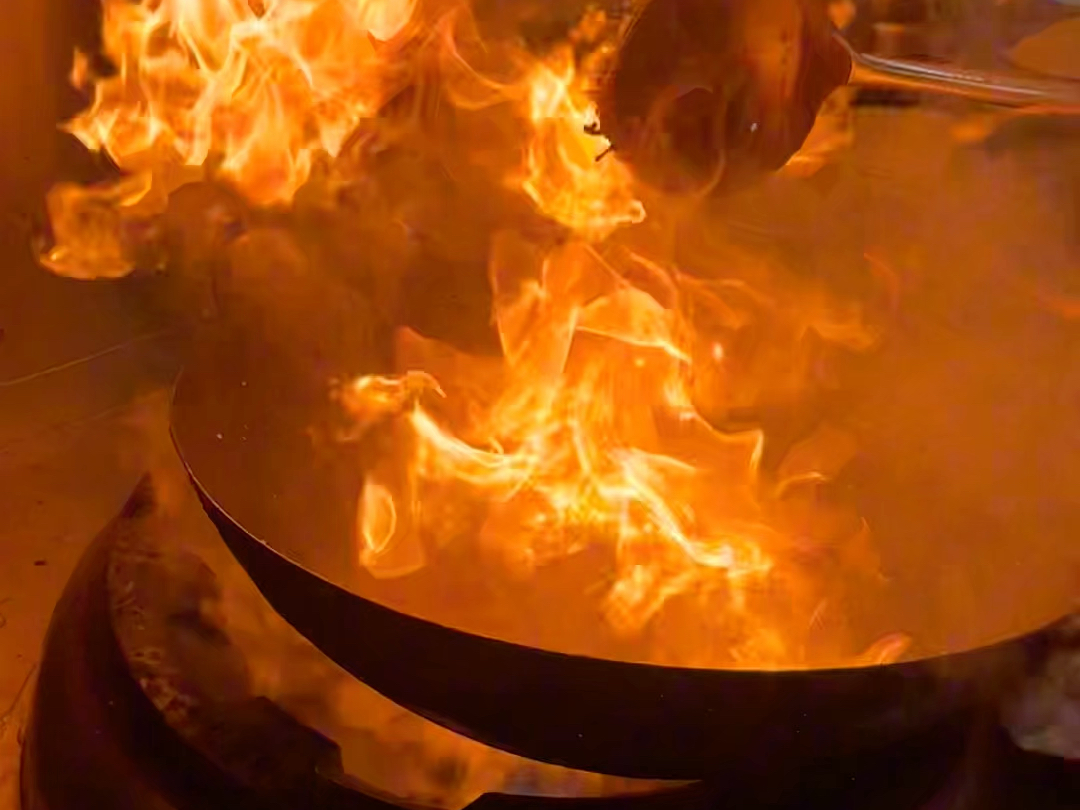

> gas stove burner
[18,474,1080,810]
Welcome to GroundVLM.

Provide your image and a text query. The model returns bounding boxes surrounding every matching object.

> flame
[41,173,161,279]
[520,43,644,238]
[434,7,643,238]
[343,238,892,668]
[47,0,906,669]
[71,0,417,201]
[44,0,419,277]
[324,5,899,669]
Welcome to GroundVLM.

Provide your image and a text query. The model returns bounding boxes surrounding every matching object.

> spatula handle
[847,46,1080,111]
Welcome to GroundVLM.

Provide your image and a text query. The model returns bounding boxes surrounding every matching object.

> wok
[171,240,1080,779]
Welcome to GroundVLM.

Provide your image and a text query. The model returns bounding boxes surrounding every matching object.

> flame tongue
[44,0,421,278]
[71,0,419,202]
[521,43,644,238]
[341,232,886,667]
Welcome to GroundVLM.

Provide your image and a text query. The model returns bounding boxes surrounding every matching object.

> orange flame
[341,237,893,668]
[328,5,901,669]
[520,44,644,238]
[41,173,161,279]
[434,7,643,238]
[71,0,417,202]
[47,0,906,669]
[43,0,419,277]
